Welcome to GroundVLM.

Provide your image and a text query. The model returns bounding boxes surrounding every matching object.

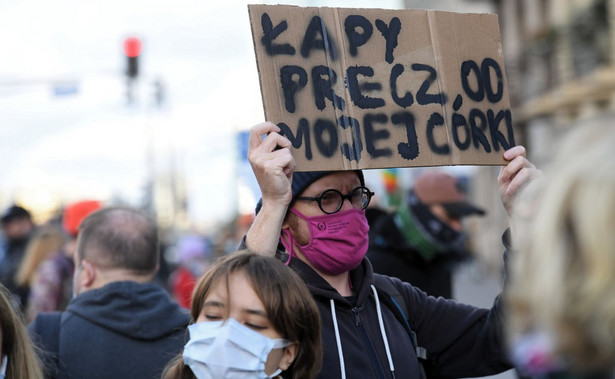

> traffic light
[124,37,142,79]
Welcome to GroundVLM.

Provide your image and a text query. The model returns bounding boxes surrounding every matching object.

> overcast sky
[0,0,413,227]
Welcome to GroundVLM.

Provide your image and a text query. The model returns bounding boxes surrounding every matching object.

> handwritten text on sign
[249,5,514,171]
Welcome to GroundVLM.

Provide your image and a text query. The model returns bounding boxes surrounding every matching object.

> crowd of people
[1,115,615,377]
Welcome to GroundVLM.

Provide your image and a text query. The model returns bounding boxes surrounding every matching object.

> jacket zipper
[352,307,387,379]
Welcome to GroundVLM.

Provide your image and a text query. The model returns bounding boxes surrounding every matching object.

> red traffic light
[124,37,142,58]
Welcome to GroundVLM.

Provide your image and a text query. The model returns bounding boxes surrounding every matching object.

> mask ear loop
[281,229,294,266]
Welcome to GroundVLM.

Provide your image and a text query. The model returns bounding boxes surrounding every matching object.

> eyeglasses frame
[296,186,375,214]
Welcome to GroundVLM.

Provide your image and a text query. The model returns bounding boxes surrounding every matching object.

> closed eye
[200,300,225,321]
[245,323,267,331]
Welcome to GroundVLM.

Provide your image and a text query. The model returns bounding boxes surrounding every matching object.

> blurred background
[1,0,610,334]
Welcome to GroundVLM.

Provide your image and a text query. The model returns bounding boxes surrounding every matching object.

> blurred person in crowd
[162,251,322,379]
[169,235,211,309]
[0,205,35,310]
[28,206,189,379]
[507,121,615,378]
[243,121,538,378]
[155,240,173,291]
[367,170,486,298]
[14,225,66,322]
[0,283,44,379]
[22,200,101,322]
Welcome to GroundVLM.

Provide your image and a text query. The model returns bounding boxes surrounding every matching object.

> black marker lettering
[481,58,504,103]
[260,13,295,56]
[412,63,447,105]
[461,60,484,102]
[278,120,312,160]
[312,66,345,111]
[337,115,363,162]
[390,63,413,108]
[426,112,449,155]
[487,109,514,151]
[451,113,471,150]
[344,15,373,57]
[364,113,391,158]
[301,16,337,60]
[375,17,401,64]
[346,66,385,109]
[314,118,338,158]
[452,94,463,111]
[280,65,307,113]
[469,108,491,153]
[391,111,419,160]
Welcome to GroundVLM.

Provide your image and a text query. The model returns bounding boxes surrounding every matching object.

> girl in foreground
[0,284,43,379]
[163,251,322,379]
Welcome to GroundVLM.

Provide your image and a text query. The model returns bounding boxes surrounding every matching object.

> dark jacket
[280,255,511,378]
[0,236,30,308]
[29,281,190,379]
[367,211,467,298]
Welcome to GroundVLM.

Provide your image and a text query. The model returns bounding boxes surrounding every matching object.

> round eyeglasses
[296,186,375,214]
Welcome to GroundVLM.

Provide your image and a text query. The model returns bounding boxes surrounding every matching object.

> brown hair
[162,251,322,379]
[0,284,44,379]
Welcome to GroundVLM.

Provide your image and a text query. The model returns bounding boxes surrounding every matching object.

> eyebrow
[242,308,268,318]
[203,300,224,308]
[202,301,269,319]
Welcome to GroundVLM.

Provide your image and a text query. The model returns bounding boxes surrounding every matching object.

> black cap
[1,205,32,224]
[255,170,365,214]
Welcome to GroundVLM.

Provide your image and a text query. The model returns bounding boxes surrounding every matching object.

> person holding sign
[242,121,538,378]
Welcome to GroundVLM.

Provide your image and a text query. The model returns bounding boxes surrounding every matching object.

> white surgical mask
[183,319,290,379]
[1,355,7,379]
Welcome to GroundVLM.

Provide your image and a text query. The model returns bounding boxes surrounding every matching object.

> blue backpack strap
[373,275,429,378]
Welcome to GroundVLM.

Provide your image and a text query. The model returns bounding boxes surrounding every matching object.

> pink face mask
[281,208,370,275]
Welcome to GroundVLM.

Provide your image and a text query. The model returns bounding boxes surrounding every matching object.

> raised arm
[498,145,540,216]
[245,122,295,256]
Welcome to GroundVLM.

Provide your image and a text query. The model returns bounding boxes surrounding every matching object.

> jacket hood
[289,257,375,307]
[67,281,189,340]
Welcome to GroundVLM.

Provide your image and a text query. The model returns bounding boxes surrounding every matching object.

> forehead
[205,271,265,311]
[304,171,361,194]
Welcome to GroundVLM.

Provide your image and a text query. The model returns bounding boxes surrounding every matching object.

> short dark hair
[76,207,159,274]
[1,205,31,225]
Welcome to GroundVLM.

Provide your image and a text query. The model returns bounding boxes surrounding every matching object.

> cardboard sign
[249,4,514,171]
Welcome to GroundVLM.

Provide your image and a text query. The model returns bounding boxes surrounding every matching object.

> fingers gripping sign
[248,122,296,210]
[498,145,541,216]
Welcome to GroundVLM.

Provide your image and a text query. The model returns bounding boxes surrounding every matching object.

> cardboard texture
[249,4,514,171]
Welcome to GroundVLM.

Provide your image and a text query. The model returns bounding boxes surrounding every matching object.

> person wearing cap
[367,170,486,299]
[242,122,539,378]
[0,205,35,310]
[23,200,102,321]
